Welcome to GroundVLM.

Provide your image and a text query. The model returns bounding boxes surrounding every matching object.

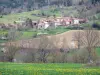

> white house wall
[44,22,50,29]
[74,19,79,25]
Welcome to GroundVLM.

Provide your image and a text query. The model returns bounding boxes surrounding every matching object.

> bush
[33,33,37,38]
[14,49,36,63]
[73,49,88,63]
[4,46,20,62]
[72,48,98,64]
[92,23,100,29]
[0,15,3,18]
[73,49,90,63]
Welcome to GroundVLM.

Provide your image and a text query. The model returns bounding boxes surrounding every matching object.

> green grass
[0,40,8,43]
[0,62,100,75]
[0,10,41,24]
[48,27,71,34]
[96,48,100,56]
[0,30,8,43]
[17,27,70,39]
[0,30,8,35]
[0,26,71,40]
[38,26,71,35]
[17,31,36,39]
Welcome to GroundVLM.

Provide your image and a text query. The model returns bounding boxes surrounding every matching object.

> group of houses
[0,17,87,30]
[37,17,87,29]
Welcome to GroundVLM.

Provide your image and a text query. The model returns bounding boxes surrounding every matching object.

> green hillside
[0,8,61,24]
[0,6,80,24]
[0,6,100,24]
[0,10,41,24]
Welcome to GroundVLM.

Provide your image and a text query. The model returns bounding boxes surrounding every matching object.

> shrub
[4,46,20,62]
[0,15,3,18]
[72,49,89,63]
[33,33,37,38]
[92,23,100,29]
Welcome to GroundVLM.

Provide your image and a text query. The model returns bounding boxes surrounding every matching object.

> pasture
[0,26,71,40]
[0,62,100,75]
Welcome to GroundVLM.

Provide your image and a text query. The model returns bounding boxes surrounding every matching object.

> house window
[41,26,42,28]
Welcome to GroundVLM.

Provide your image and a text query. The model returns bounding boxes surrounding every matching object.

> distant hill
[0,0,100,15]
[0,5,100,24]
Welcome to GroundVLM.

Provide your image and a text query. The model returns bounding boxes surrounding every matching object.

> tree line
[0,0,100,15]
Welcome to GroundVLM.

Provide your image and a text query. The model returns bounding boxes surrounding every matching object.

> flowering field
[0,62,100,75]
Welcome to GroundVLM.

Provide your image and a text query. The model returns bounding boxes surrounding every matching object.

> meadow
[0,62,100,75]
[0,26,71,40]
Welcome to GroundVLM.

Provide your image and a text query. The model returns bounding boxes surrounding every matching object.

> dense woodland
[0,0,100,15]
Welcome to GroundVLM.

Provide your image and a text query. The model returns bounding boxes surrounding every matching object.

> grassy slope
[0,9,61,24]
[0,62,100,75]
[0,10,40,24]
[0,6,79,24]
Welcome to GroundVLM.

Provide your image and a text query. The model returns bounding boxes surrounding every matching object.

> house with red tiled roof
[79,18,88,24]
[37,17,87,29]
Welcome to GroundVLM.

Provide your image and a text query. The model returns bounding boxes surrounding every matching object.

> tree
[7,28,17,41]
[91,0,100,4]
[79,0,84,5]
[67,0,72,6]
[14,49,37,63]
[4,46,19,62]
[0,50,4,62]
[82,28,100,62]
[73,28,100,62]
[73,30,83,49]
[25,18,33,28]
[37,35,50,63]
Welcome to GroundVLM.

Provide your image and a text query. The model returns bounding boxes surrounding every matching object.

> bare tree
[4,46,19,62]
[38,35,50,63]
[73,28,100,62]
[7,28,17,41]
[73,30,83,49]
[81,28,100,62]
